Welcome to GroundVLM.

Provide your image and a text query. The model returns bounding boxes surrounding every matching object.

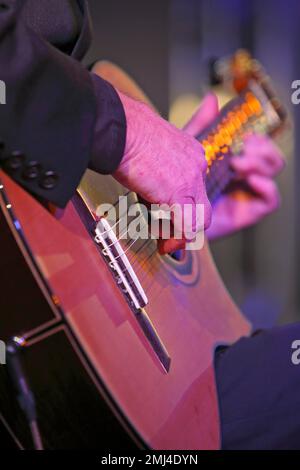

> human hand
[182,93,285,240]
[206,134,285,240]
[113,91,212,253]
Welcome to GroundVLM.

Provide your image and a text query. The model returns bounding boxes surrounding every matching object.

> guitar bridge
[94,217,170,372]
[94,218,148,310]
[73,187,171,372]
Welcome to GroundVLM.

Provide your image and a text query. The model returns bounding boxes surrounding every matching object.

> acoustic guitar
[0,54,286,449]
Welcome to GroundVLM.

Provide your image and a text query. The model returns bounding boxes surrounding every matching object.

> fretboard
[198,82,285,203]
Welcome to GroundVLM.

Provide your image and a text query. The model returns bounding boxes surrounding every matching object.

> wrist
[116,90,160,161]
[89,75,127,174]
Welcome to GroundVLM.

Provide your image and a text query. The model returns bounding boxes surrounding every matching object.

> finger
[151,213,186,254]
[232,135,285,177]
[246,173,281,213]
[230,155,276,178]
[183,93,219,137]
[171,194,212,241]
[246,135,285,173]
[157,193,211,254]
[157,238,186,255]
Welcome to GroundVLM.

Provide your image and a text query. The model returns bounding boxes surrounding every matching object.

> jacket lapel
[71,0,92,61]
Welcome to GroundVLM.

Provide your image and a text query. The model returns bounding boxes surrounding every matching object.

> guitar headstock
[211,49,287,133]
[213,49,261,92]
[202,50,288,202]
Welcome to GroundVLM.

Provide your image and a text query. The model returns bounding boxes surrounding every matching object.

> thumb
[183,93,219,137]
[171,195,212,241]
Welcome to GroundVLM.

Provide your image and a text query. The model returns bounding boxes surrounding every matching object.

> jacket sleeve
[0,0,126,208]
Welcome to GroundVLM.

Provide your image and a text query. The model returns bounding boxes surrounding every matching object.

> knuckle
[269,186,281,211]
[277,157,286,172]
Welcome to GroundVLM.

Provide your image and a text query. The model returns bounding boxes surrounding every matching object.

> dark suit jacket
[0,0,126,208]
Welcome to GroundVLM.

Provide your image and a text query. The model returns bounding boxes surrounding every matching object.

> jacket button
[23,161,40,181]
[39,170,59,190]
[6,150,24,171]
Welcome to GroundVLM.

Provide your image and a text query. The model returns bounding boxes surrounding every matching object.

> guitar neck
[198,81,286,203]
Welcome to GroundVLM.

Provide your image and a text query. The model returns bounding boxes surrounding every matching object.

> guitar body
[0,168,250,449]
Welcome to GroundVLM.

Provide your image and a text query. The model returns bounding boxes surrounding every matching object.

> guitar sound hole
[169,250,185,262]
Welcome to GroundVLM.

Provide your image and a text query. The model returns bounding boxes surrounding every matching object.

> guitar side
[0,170,250,449]
[0,62,251,449]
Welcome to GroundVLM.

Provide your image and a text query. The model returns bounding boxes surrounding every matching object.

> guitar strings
[104,213,145,249]
[98,213,158,280]
[101,193,198,268]
[98,196,155,252]
[98,209,162,284]
[95,192,192,289]
[101,107,271,280]
[114,235,147,260]
[96,202,156,264]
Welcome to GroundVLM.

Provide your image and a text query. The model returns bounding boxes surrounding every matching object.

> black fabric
[89,74,126,175]
[21,0,83,55]
[20,0,92,61]
[0,0,126,207]
[215,323,300,449]
[71,0,93,61]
